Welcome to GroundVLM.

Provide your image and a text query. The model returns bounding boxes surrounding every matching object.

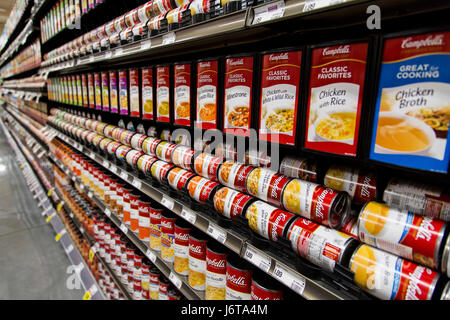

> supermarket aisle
[0,127,83,299]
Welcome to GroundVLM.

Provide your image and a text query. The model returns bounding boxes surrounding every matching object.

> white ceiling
[0,0,16,34]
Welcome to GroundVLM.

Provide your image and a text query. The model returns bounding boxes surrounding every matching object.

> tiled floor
[0,125,83,299]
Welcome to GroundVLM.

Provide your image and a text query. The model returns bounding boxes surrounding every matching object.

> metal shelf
[0,118,106,300]
[50,126,357,300]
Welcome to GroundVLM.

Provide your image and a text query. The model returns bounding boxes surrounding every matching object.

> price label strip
[302,0,343,12]
[104,208,111,217]
[120,223,128,234]
[252,0,285,25]
[141,39,151,51]
[181,208,197,225]
[146,248,157,263]
[244,245,272,273]
[206,223,227,244]
[120,171,128,180]
[169,272,183,289]
[132,177,142,189]
[161,196,174,210]
[162,32,176,45]
[272,262,306,296]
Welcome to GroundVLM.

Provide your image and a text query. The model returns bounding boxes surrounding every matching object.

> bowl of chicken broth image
[374,111,436,155]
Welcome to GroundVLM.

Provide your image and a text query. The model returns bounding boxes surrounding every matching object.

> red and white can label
[223,56,253,136]
[171,145,195,170]
[156,141,177,162]
[174,63,191,126]
[142,137,161,156]
[259,50,301,145]
[246,200,295,241]
[189,236,207,290]
[194,153,223,181]
[196,60,218,129]
[350,244,439,300]
[187,176,219,204]
[218,161,253,193]
[251,280,283,300]
[150,160,174,183]
[141,67,154,120]
[213,187,253,220]
[305,43,368,156]
[156,66,170,122]
[137,155,158,174]
[358,202,445,269]
[168,168,195,191]
[206,249,227,300]
[246,167,291,207]
[226,264,252,300]
[130,69,140,117]
[130,133,147,151]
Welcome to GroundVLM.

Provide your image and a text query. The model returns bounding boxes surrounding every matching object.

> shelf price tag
[272,262,306,296]
[252,0,285,25]
[55,229,67,242]
[110,165,117,174]
[46,213,55,223]
[206,223,227,244]
[141,39,151,51]
[303,0,340,12]
[79,226,84,234]
[120,223,128,234]
[89,55,94,63]
[104,208,111,217]
[57,202,64,211]
[38,150,46,158]
[102,160,109,168]
[181,208,196,225]
[146,248,157,263]
[87,191,93,198]
[115,48,123,56]
[162,32,176,45]
[47,189,53,197]
[105,51,112,59]
[83,285,98,300]
[120,171,128,180]
[38,197,47,207]
[65,244,74,254]
[244,245,272,273]
[72,176,76,182]
[161,196,174,210]
[132,177,142,189]
[41,206,53,216]
[169,272,183,289]
[89,246,97,262]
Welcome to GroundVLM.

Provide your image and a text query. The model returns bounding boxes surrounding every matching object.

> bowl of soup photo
[374,111,436,155]
[314,109,357,144]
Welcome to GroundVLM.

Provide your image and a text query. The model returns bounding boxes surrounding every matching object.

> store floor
[0,127,83,300]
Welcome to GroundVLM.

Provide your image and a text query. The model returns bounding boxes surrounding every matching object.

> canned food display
[226,254,253,300]
[125,149,144,168]
[339,214,359,240]
[205,242,228,300]
[130,133,148,151]
[159,276,170,300]
[358,201,447,270]
[245,200,296,242]
[160,212,177,263]
[141,67,154,120]
[213,187,255,220]
[324,165,377,205]
[281,179,350,229]
[149,205,163,251]
[138,199,151,242]
[193,153,224,182]
[279,156,318,182]
[155,141,177,162]
[251,272,283,300]
[136,155,158,175]
[187,176,220,204]
[383,178,450,222]
[115,145,132,162]
[149,266,161,300]
[168,287,181,300]
[442,236,450,278]
[142,136,161,156]
[350,244,441,300]
[167,167,196,191]
[150,160,175,183]
[246,167,291,207]
[287,217,358,272]
[217,160,253,193]
[171,145,195,170]
[189,231,208,291]
[174,220,191,276]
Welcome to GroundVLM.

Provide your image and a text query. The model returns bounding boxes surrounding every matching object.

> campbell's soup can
[138,199,151,241]
[189,231,208,291]
[280,156,318,182]
[126,150,144,168]
[150,160,175,183]
[137,155,158,176]
[142,137,161,156]
[121,186,133,223]
[120,130,136,147]
[350,244,440,300]
[205,242,228,300]
[156,141,177,162]
[213,187,255,220]
[324,165,377,205]
[149,267,161,300]
[130,133,148,151]
[281,179,350,229]
[246,167,291,207]
[441,235,450,278]
[339,214,359,240]
[383,178,450,222]
[160,212,177,263]
[106,141,122,158]
[149,205,163,251]
[141,259,151,299]
[187,176,220,204]
[226,254,253,300]
[129,192,141,232]
[287,217,358,272]
[174,220,191,276]
[358,201,447,270]
[171,145,196,171]
[251,271,283,300]
[194,153,224,182]
[167,167,196,191]
[115,145,132,163]
[218,161,253,193]
[245,200,296,242]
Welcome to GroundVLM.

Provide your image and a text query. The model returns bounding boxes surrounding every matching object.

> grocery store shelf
[0,22,38,70]
[49,127,361,300]
[0,118,106,300]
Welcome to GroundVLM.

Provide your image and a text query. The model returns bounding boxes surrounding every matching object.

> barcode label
[206,223,227,244]
[132,177,142,189]
[120,171,128,180]
[146,249,156,263]
[244,246,271,273]
[181,208,196,225]
[120,223,128,234]
[162,32,176,45]
[102,160,109,168]
[169,272,183,289]
[272,262,306,296]
[104,208,111,217]
[161,196,174,210]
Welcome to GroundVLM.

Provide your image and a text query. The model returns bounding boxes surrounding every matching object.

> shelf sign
[303,0,343,12]
[104,208,111,217]
[252,0,285,25]
[181,208,196,225]
[102,160,109,168]
[87,191,93,199]
[162,32,176,45]
[120,223,128,234]
[141,39,151,51]
[120,171,128,180]
[110,165,117,173]
[132,177,142,189]
[161,196,174,210]
[169,272,183,289]
[65,244,74,254]
[272,262,306,296]
[244,245,272,273]
[146,249,157,263]
[206,223,227,244]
